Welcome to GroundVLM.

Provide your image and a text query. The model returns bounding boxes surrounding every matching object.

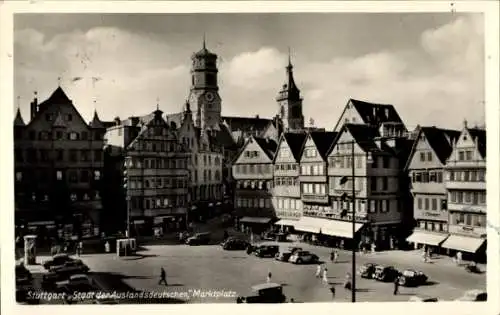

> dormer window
[69,132,78,140]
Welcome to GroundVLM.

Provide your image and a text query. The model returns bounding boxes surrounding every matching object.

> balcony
[445,181,486,191]
[301,194,329,204]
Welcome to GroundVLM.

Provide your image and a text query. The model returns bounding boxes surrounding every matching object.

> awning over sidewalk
[240,217,272,224]
[406,231,449,246]
[441,235,486,253]
[274,219,299,227]
[294,217,363,238]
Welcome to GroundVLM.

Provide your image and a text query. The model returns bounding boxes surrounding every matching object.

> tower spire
[16,95,20,110]
[156,97,160,111]
[288,46,292,68]
[203,33,206,50]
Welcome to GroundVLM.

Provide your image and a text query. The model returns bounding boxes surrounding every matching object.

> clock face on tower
[205,92,215,102]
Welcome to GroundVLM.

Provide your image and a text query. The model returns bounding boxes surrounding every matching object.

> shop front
[238,216,274,234]
[274,219,299,233]
[406,229,449,252]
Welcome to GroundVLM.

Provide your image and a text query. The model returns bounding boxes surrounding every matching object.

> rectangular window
[424,198,429,210]
[458,151,465,161]
[427,152,432,161]
[381,200,388,212]
[465,192,472,203]
[457,192,463,203]
[464,171,470,182]
[436,171,443,183]
[429,172,436,182]
[466,151,473,161]
[465,214,472,226]
[480,192,486,204]
[382,177,388,190]
[415,172,422,182]
[431,198,437,210]
[417,198,422,209]
[449,171,455,181]
[383,157,390,168]
[472,192,479,205]
[370,177,377,191]
[478,170,485,182]
[356,156,362,168]
[420,152,426,162]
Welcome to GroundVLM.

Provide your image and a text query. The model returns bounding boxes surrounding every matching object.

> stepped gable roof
[89,110,105,129]
[349,99,404,126]
[253,137,278,160]
[52,111,67,128]
[14,108,25,126]
[165,112,184,128]
[309,131,338,159]
[283,131,307,161]
[126,111,170,150]
[221,116,273,135]
[468,127,486,158]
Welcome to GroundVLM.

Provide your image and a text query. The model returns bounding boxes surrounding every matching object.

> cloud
[14,15,484,131]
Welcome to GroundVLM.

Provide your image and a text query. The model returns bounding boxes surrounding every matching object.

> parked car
[455,289,487,301]
[289,251,319,264]
[254,245,280,258]
[50,261,90,274]
[178,231,190,243]
[221,238,249,250]
[186,232,211,245]
[43,253,81,270]
[15,264,33,285]
[275,247,303,262]
[398,269,428,287]
[373,265,400,282]
[358,263,378,279]
[238,283,287,303]
[261,232,277,241]
[408,295,439,302]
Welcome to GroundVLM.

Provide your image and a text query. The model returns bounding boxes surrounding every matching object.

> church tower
[276,50,304,131]
[188,36,221,132]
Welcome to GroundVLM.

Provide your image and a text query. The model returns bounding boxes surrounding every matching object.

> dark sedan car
[398,269,428,287]
[185,232,211,245]
[43,254,81,270]
[358,263,378,279]
[254,245,280,258]
[275,247,303,262]
[221,238,250,250]
[374,265,400,282]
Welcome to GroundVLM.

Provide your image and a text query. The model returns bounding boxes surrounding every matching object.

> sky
[14,13,485,130]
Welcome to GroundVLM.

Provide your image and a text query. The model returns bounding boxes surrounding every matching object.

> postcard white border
[1,1,499,315]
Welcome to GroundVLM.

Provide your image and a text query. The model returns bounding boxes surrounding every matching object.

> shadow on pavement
[420,280,439,286]
[91,272,187,304]
[355,288,371,293]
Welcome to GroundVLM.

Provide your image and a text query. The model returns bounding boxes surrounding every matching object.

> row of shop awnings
[275,217,364,239]
[406,230,486,253]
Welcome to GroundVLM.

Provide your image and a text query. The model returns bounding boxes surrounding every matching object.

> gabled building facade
[405,126,460,251]
[123,108,189,236]
[232,136,277,233]
[441,121,486,261]
[272,132,307,230]
[14,87,107,239]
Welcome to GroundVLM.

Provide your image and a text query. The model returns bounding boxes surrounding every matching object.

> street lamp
[337,141,373,303]
[123,160,130,256]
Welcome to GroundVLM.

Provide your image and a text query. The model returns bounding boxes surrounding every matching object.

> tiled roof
[342,124,381,153]
[254,137,278,160]
[216,123,238,149]
[349,99,404,126]
[468,128,486,158]
[38,86,72,109]
[14,108,25,126]
[283,131,307,161]
[421,127,459,164]
[309,131,337,159]
[222,116,273,135]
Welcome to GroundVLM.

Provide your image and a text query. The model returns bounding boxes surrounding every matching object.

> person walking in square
[456,251,462,266]
[393,276,400,295]
[158,267,168,286]
[315,263,322,278]
[322,267,329,284]
[266,271,272,283]
[329,284,336,300]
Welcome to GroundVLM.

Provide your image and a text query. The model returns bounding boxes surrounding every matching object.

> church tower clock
[188,38,221,132]
[276,51,304,132]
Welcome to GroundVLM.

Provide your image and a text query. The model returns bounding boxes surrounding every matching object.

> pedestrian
[158,267,168,285]
[322,268,329,284]
[333,249,338,263]
[315,264,322,278]
[330,251,335,262]
[330,284,336,299]
[104,241,110,253]
[267,271,272,283]
[393,276,399,295]
[456,251,462,265]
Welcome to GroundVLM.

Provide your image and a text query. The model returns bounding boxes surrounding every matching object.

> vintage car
[43,253,82,270]
[185,232,211,245]
[358,263,378,279]
[254,245,280,258]
[455,289,487,301]
[373,265,400,282]
[221,238,250,250]
[289,250,319,264]
[238,283,287,303]
[15,264,33,285]
[398,269,428,287]
[275,247,303,262]
[50,260,90,274]
[408,295,439,302]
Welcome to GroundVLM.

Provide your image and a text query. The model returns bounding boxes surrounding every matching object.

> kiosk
[116,238,137,257]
